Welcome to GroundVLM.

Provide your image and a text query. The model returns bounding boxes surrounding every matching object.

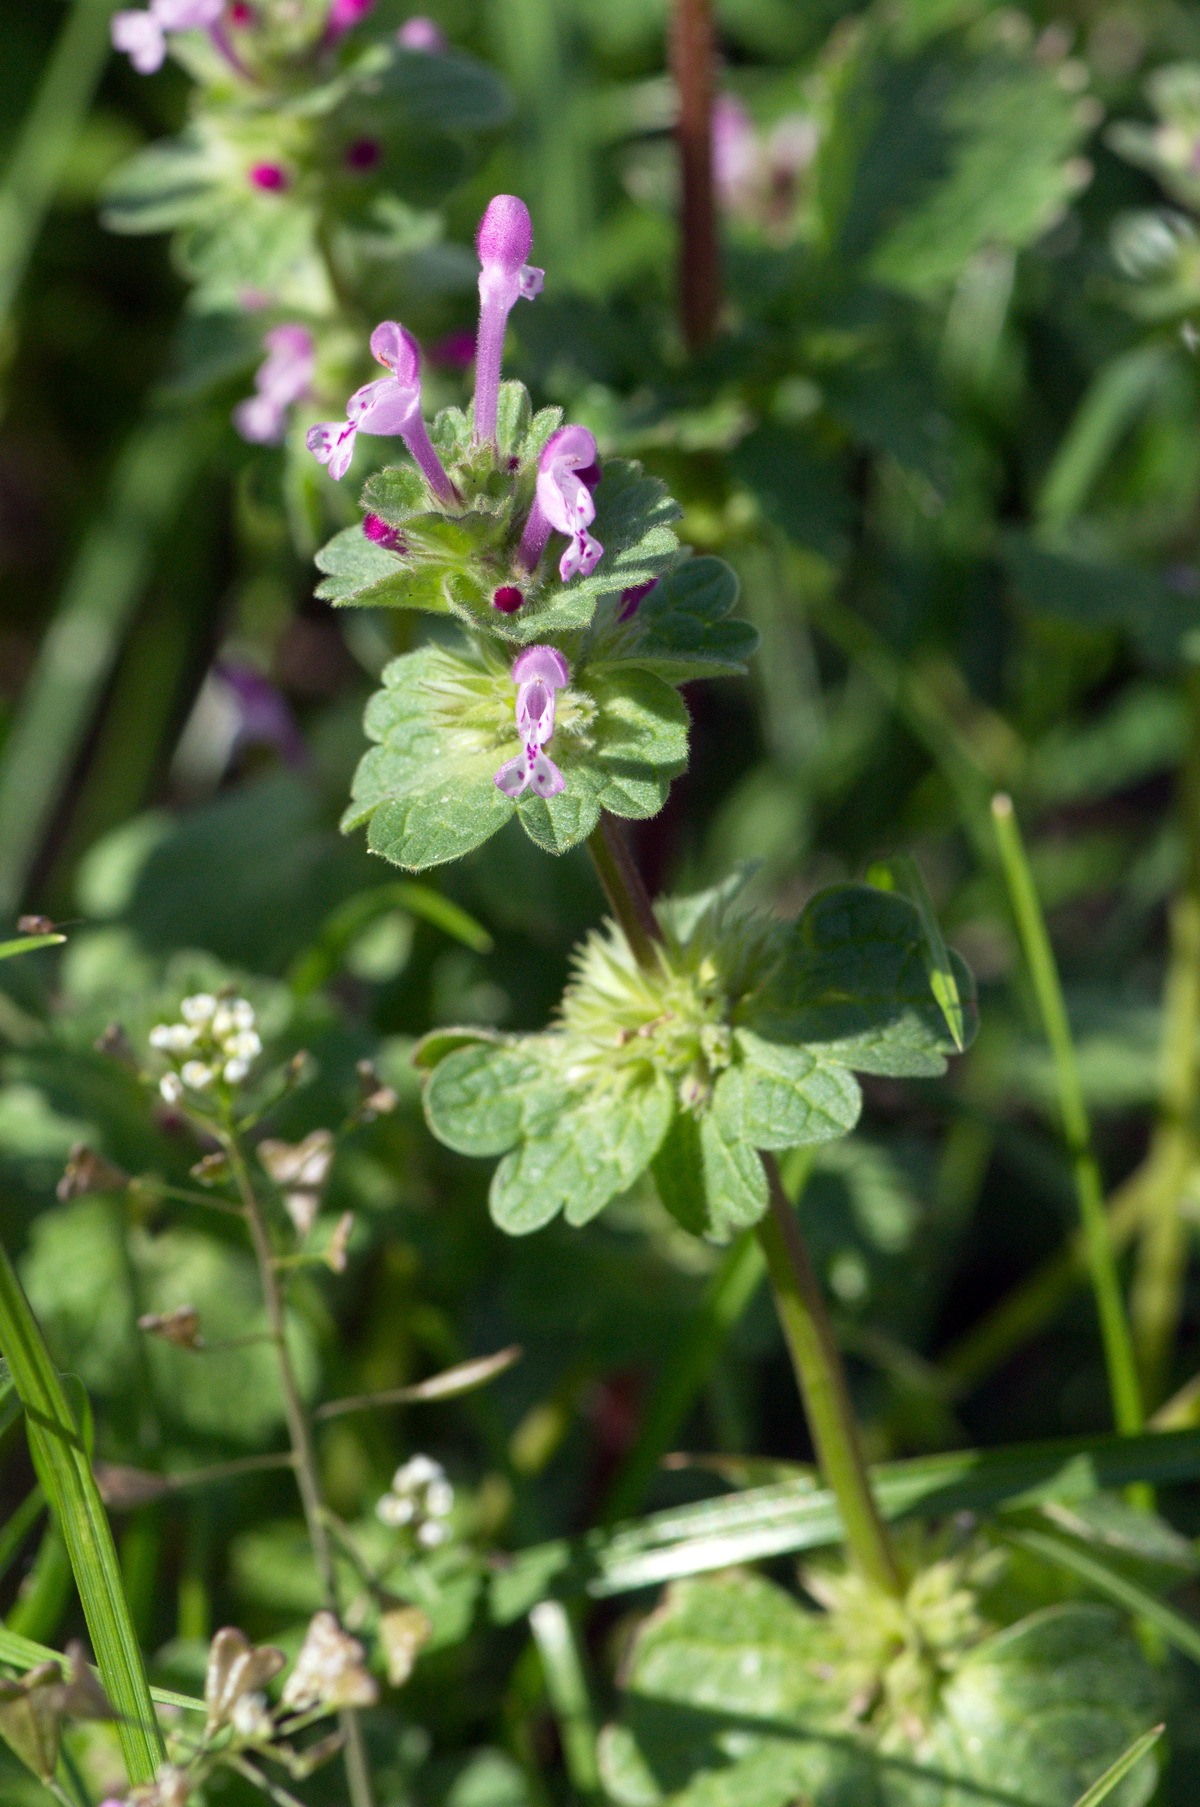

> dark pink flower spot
[250,163,289,191]
[345,138,382,171]
[492,585,524,613]
[229,2,254,23]
[363,512,406,553]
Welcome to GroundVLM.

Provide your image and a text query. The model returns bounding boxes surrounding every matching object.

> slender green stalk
[221,1132,375,1807]
[990,794,1143,1434]
[599,1231,767,1524]
[0,1243,163,1782]
[528,1600,601,1802]
[0,1486,44,1587]
[1130,668,1200,1404]
[0,0,119,339]
[757,1158,902,1597]
[586,814,662,964]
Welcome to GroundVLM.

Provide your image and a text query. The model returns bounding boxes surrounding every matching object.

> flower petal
[494,751,531,797]
[511,645,570,690]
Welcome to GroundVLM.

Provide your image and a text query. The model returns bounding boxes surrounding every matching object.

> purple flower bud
[250,163,289,191]
[363,513,407,552]
[345,138,382,171]
[327,0,376,39]
[397,16,447,50]
[307,320,458,502]
[229,2,254,22]
[518,424,603,582]
[492,585,524,613]
[618,580,657,621]
[473,195,544,445]
[495,646,570,799]
[233,324,315,445]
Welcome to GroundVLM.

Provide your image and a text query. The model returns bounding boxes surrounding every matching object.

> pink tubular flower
[307,321,458,499]
[518,424,603,582]
[473,196,543,445]
[397,16,447,50]
[494,646,570,800]
[327,0,376,40]
[233,325,315,445]
[111,0,222,72]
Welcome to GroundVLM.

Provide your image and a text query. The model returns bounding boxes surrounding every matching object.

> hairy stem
[670,0,720,349]
[586,814,663,964]
[584,821,901,1593]
[991,794,1144,1436]
[222,1131,375,1807]
[1131,667,1200,1404]
[757,1156,902,1596]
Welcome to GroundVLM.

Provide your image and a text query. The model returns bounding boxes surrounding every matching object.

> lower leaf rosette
[415,877,976,1240]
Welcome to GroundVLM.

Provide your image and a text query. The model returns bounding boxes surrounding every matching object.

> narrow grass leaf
[1071,1725,1164,1807]
[0,1243,163,1780]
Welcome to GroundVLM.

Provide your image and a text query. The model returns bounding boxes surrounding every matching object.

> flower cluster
[151,993,262,1100]
[281,1610,378,1710]
[112,0,224,76]
[307,195,606,608]
[376,1453,455,1546]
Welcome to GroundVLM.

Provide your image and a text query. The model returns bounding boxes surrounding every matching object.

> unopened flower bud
[281,1611,378,1712]
[138,1306,202,1349]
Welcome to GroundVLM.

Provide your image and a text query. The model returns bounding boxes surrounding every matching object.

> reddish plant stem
[671,0,720,350]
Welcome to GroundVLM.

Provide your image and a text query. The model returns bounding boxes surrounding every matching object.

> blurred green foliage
[10,0,1200,1801]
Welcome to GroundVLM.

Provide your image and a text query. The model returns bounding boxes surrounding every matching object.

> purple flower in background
[473,196,543,444]
[326,0,376,40]
[397,15,447,50]
[712,94,757,208]
[111,0,222,72]
[495,646,570,800]
[618,580,657,621]
[307,321,458,500]
[345,138,382,170]
[233,325,315,445]
[430,329,476,369]
[518,424,603,582]
[216,661,310,772]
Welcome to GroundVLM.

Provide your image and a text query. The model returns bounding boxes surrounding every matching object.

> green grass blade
[528,1600,601,1800]
[991,793,1144,1438]
[600,1231,767,1525]
[1005,1524,1200,1667]
[0,0,119,334]
[0,935,65,961]
[0,410,206,916]
[0,1623,203,1716]
[1037,344,1174,531]
[490,1426,1200,1616]
[0,1486,44,1586]
[288,880,493,994]
[0,1243,163,1780]
[1071,1726,1164,1807]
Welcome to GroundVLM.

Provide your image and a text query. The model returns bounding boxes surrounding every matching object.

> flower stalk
[218,1126,375,1807]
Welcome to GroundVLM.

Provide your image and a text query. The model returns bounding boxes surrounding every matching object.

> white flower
[393,1454,443,1491]
[159,1073,184,1104]
[417,1519,448,1548]
[230,1690,273,1741]
[230,998,256,1031]
[180,993,217,1025]
[181,1061,215,1091]
[376,1493,416,1526]
[149,1023,196,1053]
[280,1611,377,1712]
[226,1030,262,1062]
[223,1058,250,1084]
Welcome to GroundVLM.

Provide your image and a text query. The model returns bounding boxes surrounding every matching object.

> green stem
[990,794,1143,1434]
[586,814,662,964]
[1130,667,1200,1405]
[221,1132,376,1807]
[757,1156,902,1597]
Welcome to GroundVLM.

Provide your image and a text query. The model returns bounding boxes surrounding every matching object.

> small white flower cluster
[152,994,262,1102]
[376,1454,454,1547]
